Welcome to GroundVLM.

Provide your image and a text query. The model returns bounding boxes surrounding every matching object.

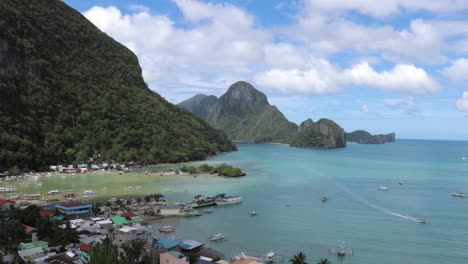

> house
[111,215,143,226]
[23,225,38,242]
[53,202,92,219]
[160,251,189,264]
[96,219,113,229]
[0,199,15,210]
[79,243,92,263]
[155,237,181,251]
[195,257,216,264]
[18,241,48,250]
[114,225,151,248]
[40,210,54,218]
[158,205,182,216]
[179,240,204,254]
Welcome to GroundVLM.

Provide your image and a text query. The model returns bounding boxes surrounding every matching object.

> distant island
[180,163,246,177]
[179,81,346,148]
[346,130,396,144]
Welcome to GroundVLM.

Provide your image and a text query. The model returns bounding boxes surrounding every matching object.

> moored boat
[210,233,225,241]
[215,194,243,206]
[190,195,216,208]
[159,226,175,233]
[451,192,465,198]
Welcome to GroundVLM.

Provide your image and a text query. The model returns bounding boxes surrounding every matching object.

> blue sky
[64,0,468,140]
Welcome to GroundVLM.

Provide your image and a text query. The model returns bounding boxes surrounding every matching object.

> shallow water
[152,140,468,264]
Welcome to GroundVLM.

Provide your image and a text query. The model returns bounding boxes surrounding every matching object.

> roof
[0,199,16,206]
[19,241,48,250]
[111,215,142,225]
[40,211,54,217]
[96,220,113,225]
[216,260,230,264]
[160,205,182,210]
[23,225,37,234]
[55,202,90,208]
[195,259,215,264]
[44,253,74,264]
[157,237,181,249]
[180,240,204,250]
[121,212,138,218]
[167,251,186,259]
[79,244,92,252]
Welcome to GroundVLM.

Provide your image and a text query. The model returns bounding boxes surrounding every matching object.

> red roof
[121,212,138,218]
[58,202,89,208]
[23,225,37,234]
[0,199,16,206]
[40,211,54,217]
[80,243,92,252]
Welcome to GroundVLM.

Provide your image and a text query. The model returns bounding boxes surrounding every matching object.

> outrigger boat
[263,252,276,263]
[320,197,328,202]
[378,186,388,191]
[451,192,465,198]
[210,233,225,241]
[159,226,175,233]
[416,218,427,223]
[250,211,257,216]
[329,241,353,256]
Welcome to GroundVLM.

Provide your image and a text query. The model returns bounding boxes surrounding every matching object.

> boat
[416,218,427,223]
[47,190,60,195]
[190,195,216,208]
[398,181,404,185]
[264,252,275,263]
[451,192,465,198]
[210,233,225,241]
[329,241,353,256]
[378,186,388,191]
[250,211,257,216]
[82,190,96,196]
[159,226,175,233]
[215,194,243,206]
[320,197,328,202]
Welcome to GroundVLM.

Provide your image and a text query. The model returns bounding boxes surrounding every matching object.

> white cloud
[456,92,468,111]
[443,58,468,81]
[254,59,341,94]
[83,2,270,94]
[361,104,369,113]
[263,43,307,69]
[344,62,438,93]
[305,0,468,17]
[385,97,419,113]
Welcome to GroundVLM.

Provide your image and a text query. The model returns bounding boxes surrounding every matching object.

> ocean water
[152,140,468,264]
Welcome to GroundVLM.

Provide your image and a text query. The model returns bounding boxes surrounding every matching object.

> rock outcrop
[291,118,346,148]
[346,130,395,144]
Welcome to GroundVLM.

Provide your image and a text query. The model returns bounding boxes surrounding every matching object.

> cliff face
[346,130,396,144]
[0,0,236,172]
[291,118,346,148]
[178,94,218,118]
[204,81,298,143]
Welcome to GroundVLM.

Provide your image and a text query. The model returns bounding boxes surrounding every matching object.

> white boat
[250,211,257,216]
[47,190,60,195]
[264,252,275,263]
[215,194,243,206]
[159,226,175,233]
[320,197,328,202]
[398,181,404,185]
[416,218,427,223]
[378,186,388,191]
[82,190,96,196]
[451,192,465,198]
[210,233,225,241]
[329,241,353,256]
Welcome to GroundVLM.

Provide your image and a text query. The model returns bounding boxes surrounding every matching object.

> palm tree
[317,258,331,264]
[89,237,119,264]
[290,252,307,264]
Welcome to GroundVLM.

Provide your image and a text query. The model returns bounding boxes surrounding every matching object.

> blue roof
[180,240,204,250]
[158,237,181,249]
[168,251,186,259]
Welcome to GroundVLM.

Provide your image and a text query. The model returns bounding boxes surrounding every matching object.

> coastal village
[0,164,272,264]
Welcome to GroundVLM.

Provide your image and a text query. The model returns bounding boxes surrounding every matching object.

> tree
[51,221,78,247]
[317,258,331,264]
[36,217,60,241]
[290,252,307,264]
[20,205,40,227]
[119,238,150,264]
[0,219,26,255]
[89,237,119,264]
[93,202,102,215]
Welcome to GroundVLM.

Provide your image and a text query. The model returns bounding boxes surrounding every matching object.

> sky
[63,0,468,140]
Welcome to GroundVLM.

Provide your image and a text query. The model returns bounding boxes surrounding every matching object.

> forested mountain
[346,130,396,144]
[178,94,218,118]
[179,81,346,147]
[0,0,236,173]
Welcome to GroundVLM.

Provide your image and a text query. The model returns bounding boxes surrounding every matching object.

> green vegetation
[346,130,396,144]
[317,258,331,264]
[180,163,246,177]
[89,237,119,264]
[290,118,346,148]
[0,0,236,173]
[289,252,308,264]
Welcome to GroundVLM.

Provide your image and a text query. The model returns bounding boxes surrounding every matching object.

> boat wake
[339,185,422,223]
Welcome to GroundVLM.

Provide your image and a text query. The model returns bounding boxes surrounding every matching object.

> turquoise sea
[153,140,468,264]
